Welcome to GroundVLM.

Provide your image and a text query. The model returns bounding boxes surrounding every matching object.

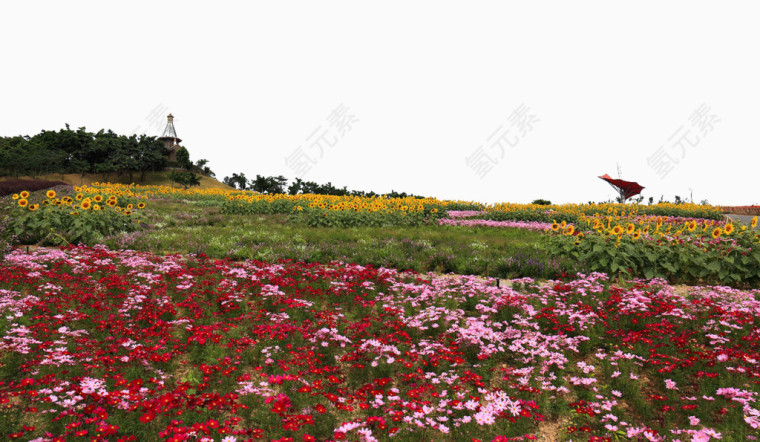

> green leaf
[706,261,721,273]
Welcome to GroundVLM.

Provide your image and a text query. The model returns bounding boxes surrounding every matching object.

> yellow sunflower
[12,193,19,200]
[626,223,635,234]
[81,200,92,210]
[20,191,29,199]
[75,193,84,201]
[752,216,758,229]
[106,199,117,207]
[551,222,560,232]
[94,195,103,203]
[612,225,624,235]
[46,190,56,198]
[633,229,641,240]
[93,204,101,211]
[18,199,28,207]
[724,223,735,235]
[564,225,575,236]
[28,203,39,211]
[687,221,697,232]
[712,227,722,239]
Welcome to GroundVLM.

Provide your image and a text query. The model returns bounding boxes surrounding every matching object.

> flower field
[484,203,724,224]
[547,214,760,286]
[1,246,759,441]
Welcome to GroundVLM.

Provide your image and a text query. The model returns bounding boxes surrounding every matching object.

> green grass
[101,199,584,280]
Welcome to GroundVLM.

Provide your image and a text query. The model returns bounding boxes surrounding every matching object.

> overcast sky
[1,1,758,205]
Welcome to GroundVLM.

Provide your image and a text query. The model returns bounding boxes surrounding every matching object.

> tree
[249,175,287,194]
[223,172,248,190]
[193,159,215,177]
[288,178,304,195]
[169,171,201,189]
[134,135,167,182]
[175,146,192,170]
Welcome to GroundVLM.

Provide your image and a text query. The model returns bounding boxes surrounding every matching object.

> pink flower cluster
[438,218,554,231]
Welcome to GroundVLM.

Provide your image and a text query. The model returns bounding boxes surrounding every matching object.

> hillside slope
[1,171,233,190]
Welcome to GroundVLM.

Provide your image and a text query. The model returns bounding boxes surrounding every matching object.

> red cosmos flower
[139,412,156,423]
[303,435,316,442]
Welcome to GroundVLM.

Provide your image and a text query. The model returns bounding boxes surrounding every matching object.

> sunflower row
[83,182,245,201]
[6,189,146,245]
[483,202,724,224]
[12,190,145,215]
[547,213,760,285]
[575,213,756,243]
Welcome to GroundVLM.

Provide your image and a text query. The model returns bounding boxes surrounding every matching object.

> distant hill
[0,171,233,190]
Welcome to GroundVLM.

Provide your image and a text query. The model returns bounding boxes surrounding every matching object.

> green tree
[175,146,192,170]
[169,171,201,189]
[223,172,248,190]
[134,135,167,182]
[250,175,287,194]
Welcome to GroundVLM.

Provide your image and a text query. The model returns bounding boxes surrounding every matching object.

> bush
[531,199,551,205]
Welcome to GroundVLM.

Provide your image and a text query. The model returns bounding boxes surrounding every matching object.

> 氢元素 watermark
[131,103,170,136]
[465,103,539,179]
[647,104,720,179]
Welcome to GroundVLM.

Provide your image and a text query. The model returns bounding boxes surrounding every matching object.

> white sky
[1,1,758,205]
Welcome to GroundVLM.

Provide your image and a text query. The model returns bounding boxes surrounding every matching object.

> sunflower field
[547,213,760,285]
[6,189,145,245]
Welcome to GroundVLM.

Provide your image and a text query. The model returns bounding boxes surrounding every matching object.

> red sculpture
[599,174,644,201]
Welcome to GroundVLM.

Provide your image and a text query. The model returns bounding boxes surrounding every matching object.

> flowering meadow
[1,245,759,441]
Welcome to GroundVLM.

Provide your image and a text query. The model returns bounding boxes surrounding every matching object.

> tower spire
[162,113,179,139]
[158,113,183,162]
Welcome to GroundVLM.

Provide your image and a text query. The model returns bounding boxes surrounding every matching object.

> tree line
[0,125,213,182]
[222,173,423,198]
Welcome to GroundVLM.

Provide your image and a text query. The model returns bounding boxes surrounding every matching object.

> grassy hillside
[0,171,233,190]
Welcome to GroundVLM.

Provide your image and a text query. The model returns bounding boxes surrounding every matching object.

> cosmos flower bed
[1,247,759,441]
[438,218,554,231]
